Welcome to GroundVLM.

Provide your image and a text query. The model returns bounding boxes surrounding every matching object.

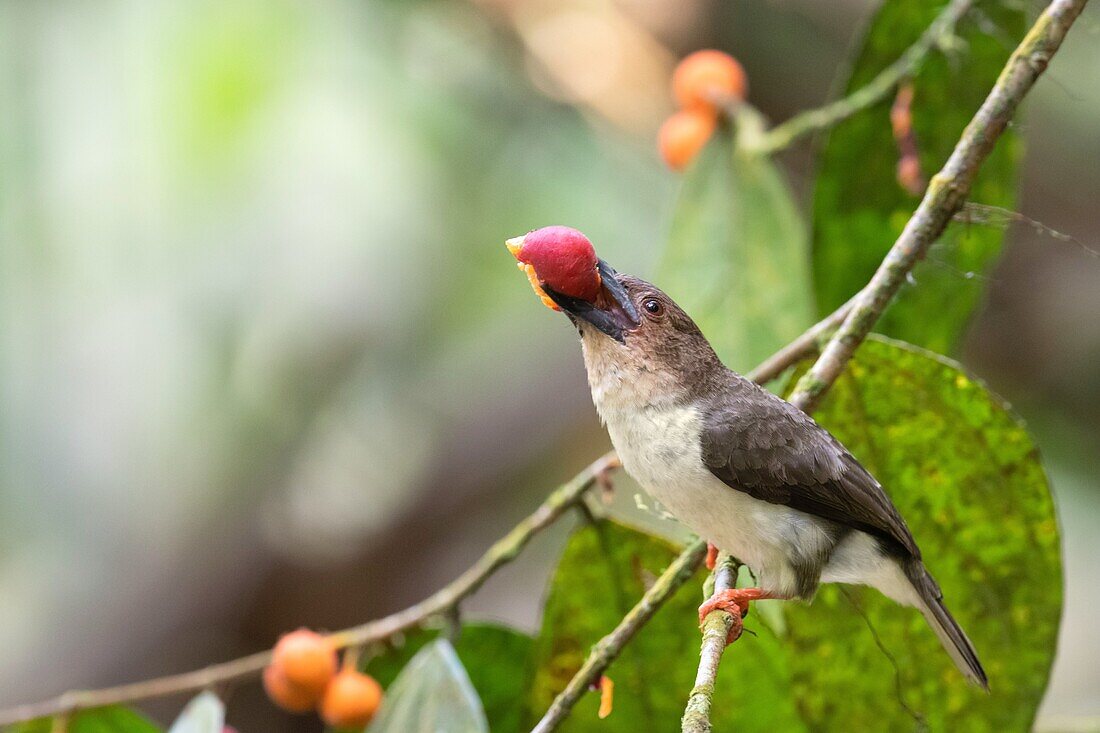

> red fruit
[672,50,747,111]
[271,629,338,695]
[658,109,716,171]
[262,665,318,714]
[506,225,602,303]
[319,670,383,728]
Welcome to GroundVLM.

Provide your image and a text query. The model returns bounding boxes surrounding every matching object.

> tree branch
[681,555,740,733]
[746,294,855,384]
[0,453,618,727]
[787,0,1089,414]
[530,539,709,733]
[750,0,974,155]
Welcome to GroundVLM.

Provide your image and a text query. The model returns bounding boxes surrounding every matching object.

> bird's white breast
[580,328,835,597]
[598,398,824,596]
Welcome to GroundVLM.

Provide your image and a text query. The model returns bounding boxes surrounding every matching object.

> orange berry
[658,110,717,171]
[672,50,747,111]
[319,670,383,728]
[262,665,319,714]
[271,629,338,695]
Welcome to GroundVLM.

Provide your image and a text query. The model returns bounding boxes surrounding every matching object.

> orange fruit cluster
[658,50,748,171]
[263,628,383,728]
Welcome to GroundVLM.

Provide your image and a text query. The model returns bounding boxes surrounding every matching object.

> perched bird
[507,226,987,688]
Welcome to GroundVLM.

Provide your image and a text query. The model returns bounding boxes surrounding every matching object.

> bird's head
[507,226,720,402]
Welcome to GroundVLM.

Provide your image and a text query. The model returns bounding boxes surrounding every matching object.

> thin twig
[955,203,1099,259]
[530,539,709,733]
[0,453,618,727]
[787,0,1089,414]
[746,294,857,384]
[681,555,740,733]
[750,0,974,155]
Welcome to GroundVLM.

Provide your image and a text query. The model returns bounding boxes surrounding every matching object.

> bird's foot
[698,588,772,645]
[705,543,719,571]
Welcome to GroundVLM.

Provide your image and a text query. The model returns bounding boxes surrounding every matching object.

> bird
[507,226,988,688]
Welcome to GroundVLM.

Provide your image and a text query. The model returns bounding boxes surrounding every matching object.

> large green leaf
[659,122,814,374]
[367,639,488,733]
[783,337,1061,730]
[812,0,1025,353]
[455,625,532,733]
[364,623,532,733]
[4,707,161,733]
[524,520,804,732]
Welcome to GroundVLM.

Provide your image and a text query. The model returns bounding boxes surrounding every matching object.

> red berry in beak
[507,226,602,305]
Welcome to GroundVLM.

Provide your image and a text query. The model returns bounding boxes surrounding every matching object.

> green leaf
[167,692,224,733]
[363,629,438,691]
[525,520,804,732]
[4,707,161,733]
[453,625,533,733]
[364,623,533,733]
[367,639,488,733]
[811,0,1025,353]
[783,337,1061,730]
[659,124,814,374]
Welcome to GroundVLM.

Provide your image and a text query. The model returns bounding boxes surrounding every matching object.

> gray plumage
[698,370,986,685]
[700,374,918,558]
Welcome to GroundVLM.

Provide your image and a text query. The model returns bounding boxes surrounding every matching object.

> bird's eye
[642,298,663,316]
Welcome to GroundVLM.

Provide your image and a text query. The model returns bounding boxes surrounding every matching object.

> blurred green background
[0,0,1097,730]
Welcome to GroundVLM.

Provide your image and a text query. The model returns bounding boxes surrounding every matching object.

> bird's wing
[699,377,920,558]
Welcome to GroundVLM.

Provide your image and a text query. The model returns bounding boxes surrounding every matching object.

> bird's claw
[699,590,746,645]
[699,588,772,646]
[699,589,748,623]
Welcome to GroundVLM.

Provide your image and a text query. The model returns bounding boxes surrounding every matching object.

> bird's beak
[544,260,641,343]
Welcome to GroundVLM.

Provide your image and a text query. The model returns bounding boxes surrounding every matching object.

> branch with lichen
[0,453,617,727]
[530,539,709,733]
[787,0,1088,414]
[681,555,740,733]
[749,0,974,155]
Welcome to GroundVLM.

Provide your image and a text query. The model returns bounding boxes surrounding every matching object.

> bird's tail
[904,560,989,689]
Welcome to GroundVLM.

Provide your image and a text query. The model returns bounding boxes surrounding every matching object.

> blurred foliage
[5,707,159,733]
[812,0,1025,354]
[524,520,804,733]
[167,0,303,168]
[783,337,1060,730]
[659,123,814,374]
[366,640,487,733]
[364,623,532,733]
